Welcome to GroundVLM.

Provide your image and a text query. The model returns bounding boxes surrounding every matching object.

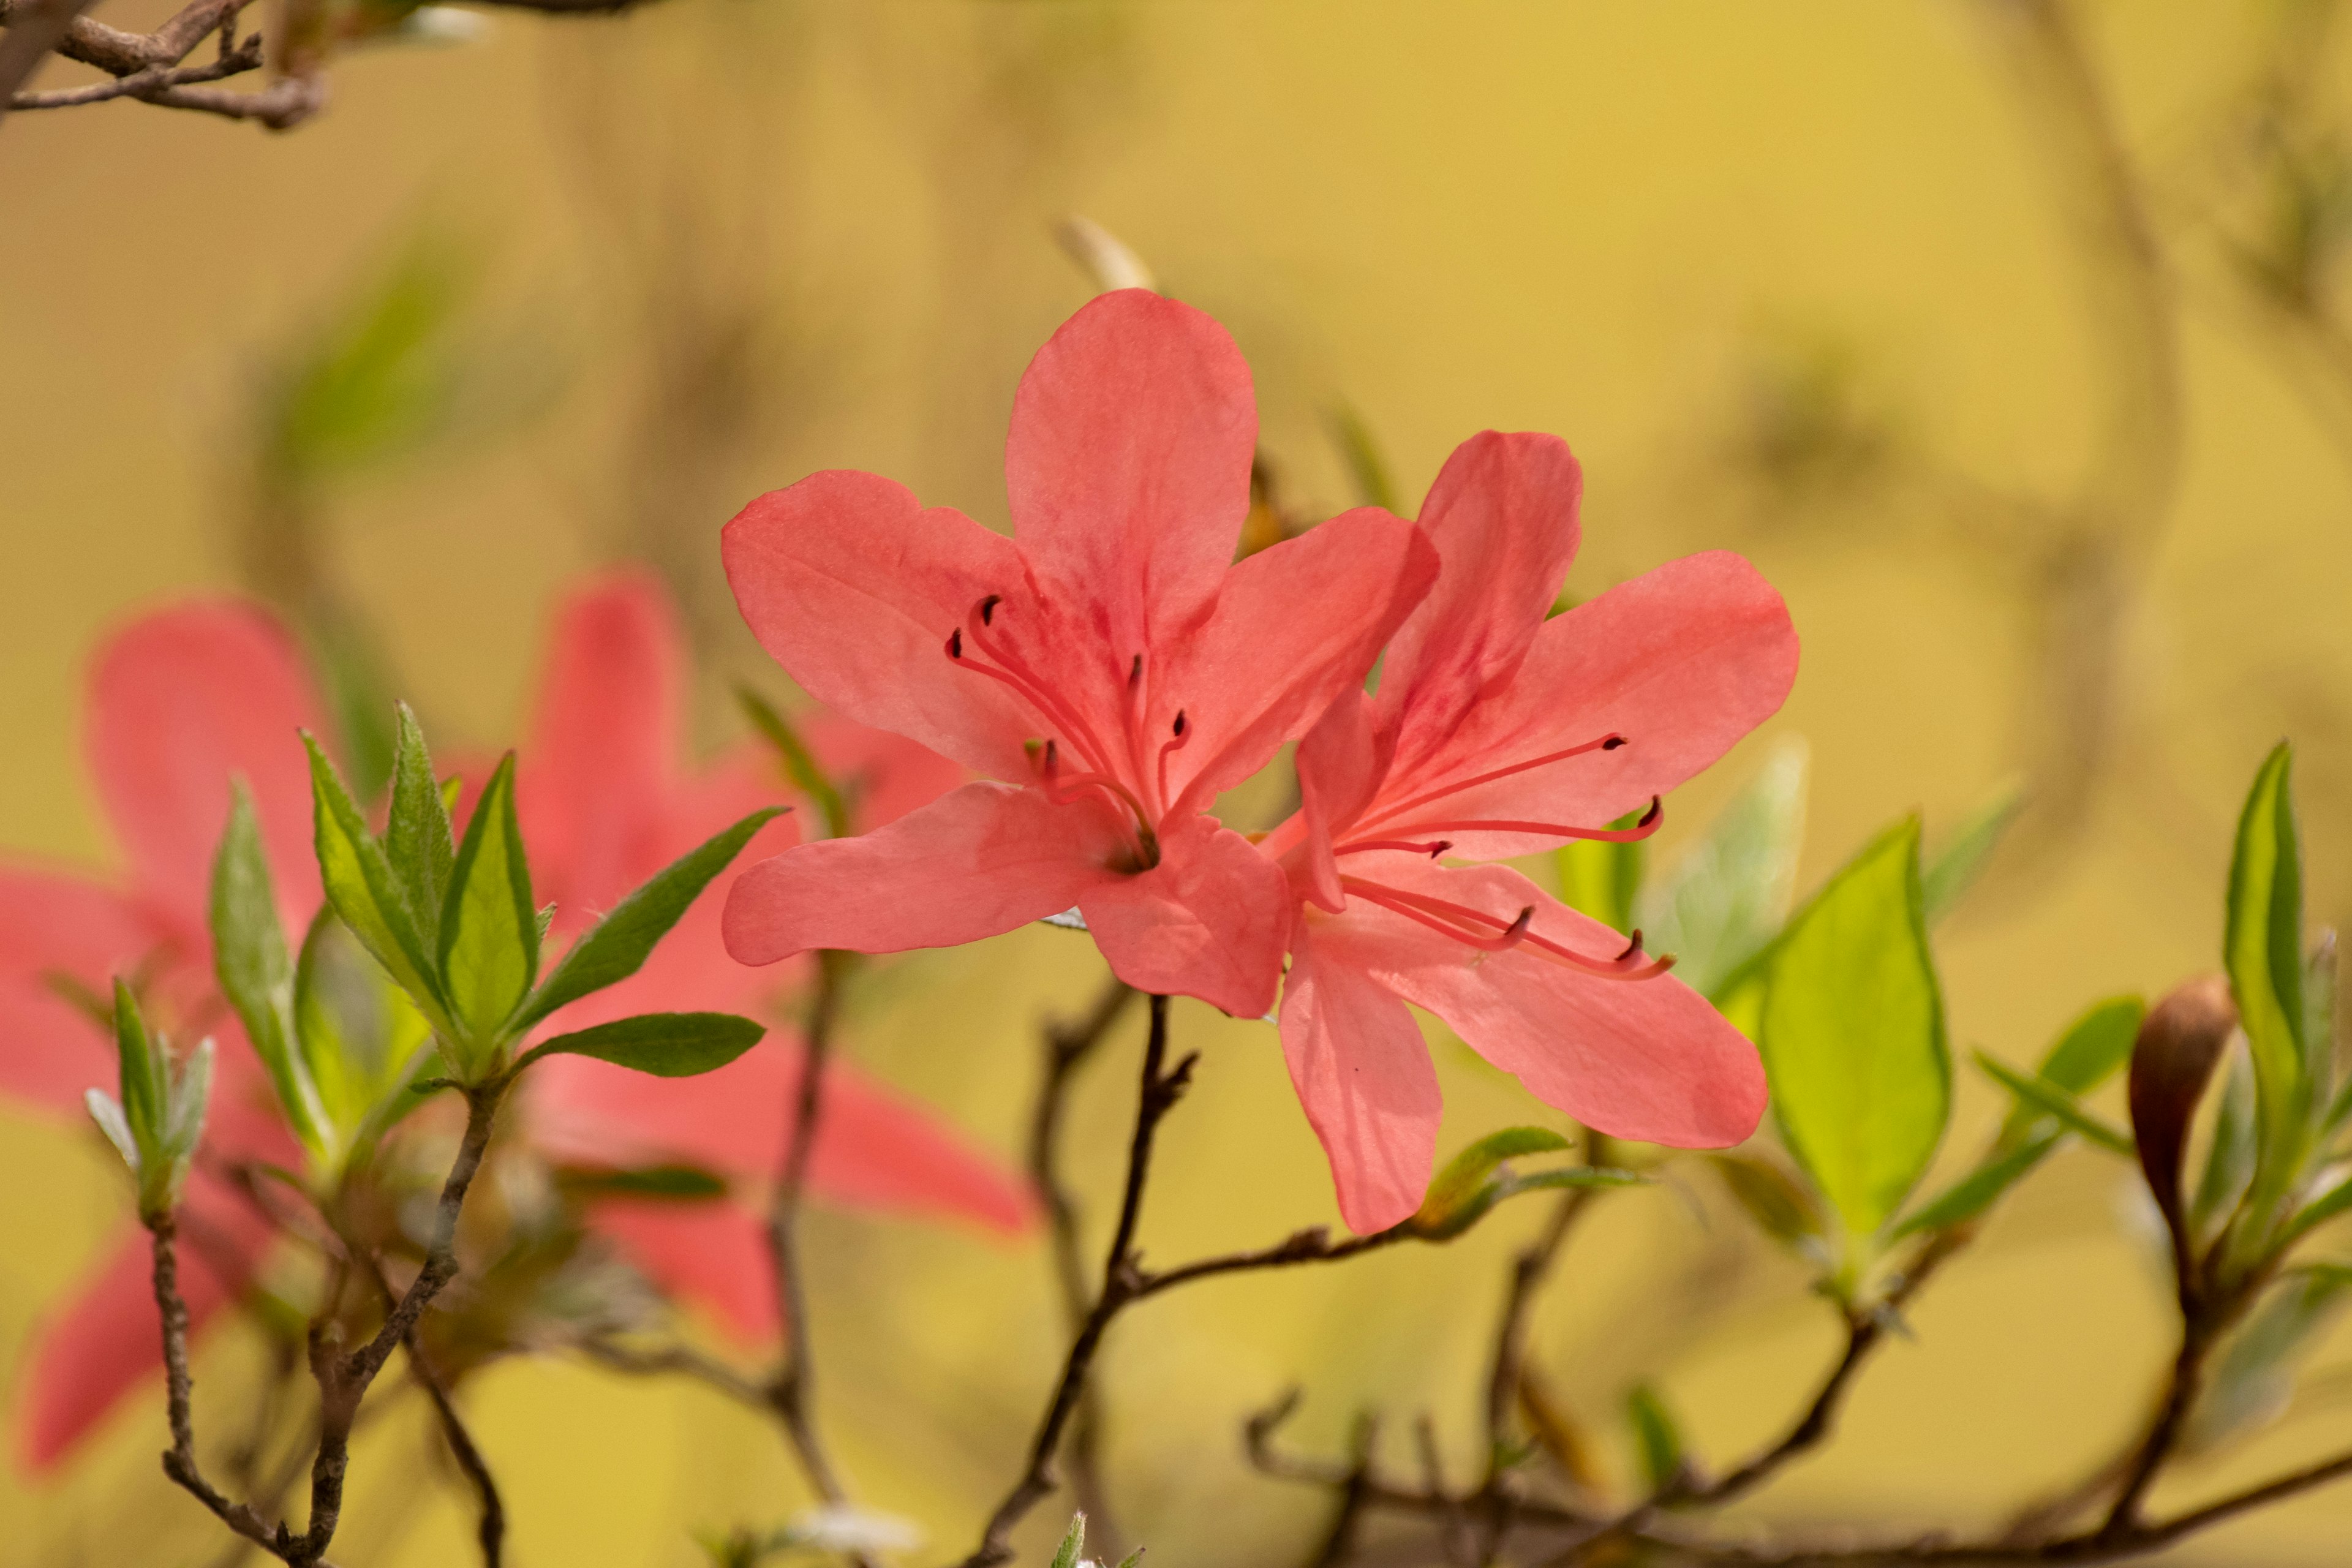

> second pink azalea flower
[1264,431,1801,1233]
[720,289,1438,1018]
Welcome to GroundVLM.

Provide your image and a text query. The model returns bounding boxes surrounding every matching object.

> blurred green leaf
[1557,809,1646,939]
[2228,743,2310,1221]
[110,978,161,1158]
[2282,1169,2352,1248]
[383,704,454,947]
[1920,782,2022,925]
[1974,1052,2134,1156]
[1049,1512,1088,1568]
[2184,1265,2352,1455]
[211,783,331,1158]
[738,687,846,840]
[1325,402,1398,514]
[438,753,538,1054]
[306,733,447,1025]
[84,1089,138,1171]
[296,909,432,1145]
[1635,736,1808,997]
[1893,1139,2049,1239]
[1410,1127,1641,1240]
[1626,1384,1687,1494]
[515,1012,765,1079]
[514,807,784,1034]
[560,1164,729,1202]
[1709,1151,1830,1256]
[2033,996,2146,1103]
[2194,1053,2260,1239]
[1758,819,1949,1251]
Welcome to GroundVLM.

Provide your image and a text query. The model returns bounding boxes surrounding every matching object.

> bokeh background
[6,0,2352,1562]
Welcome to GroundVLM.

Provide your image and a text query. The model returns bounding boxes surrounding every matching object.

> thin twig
[0,0,97,124]
[402,1335,505,1567]
[958,994,1193,1568]
[1483,1132,1612,1476]
[763,948,869,1551]
[9,37,258,108]
[1027,974,1136,1542]
[579,1335,768,1407]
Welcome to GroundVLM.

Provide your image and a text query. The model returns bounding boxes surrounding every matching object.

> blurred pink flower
[717,288,1437,1020]
[1,579,1025,1469]
[1257,431,1800,1233]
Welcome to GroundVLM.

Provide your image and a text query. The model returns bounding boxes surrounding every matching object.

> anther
[1618,929,1644,962]
[1500,907,1535,948]
[1171,711,1187,738]
[1129,653,1144,687]
[946,628,963,659]
[978,594,1002,627]
[1603,734,1628,750]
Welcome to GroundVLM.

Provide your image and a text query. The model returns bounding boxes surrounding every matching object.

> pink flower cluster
[722,290,1798,1234]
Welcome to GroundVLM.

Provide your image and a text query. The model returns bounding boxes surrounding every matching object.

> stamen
[1392,796,1663,845]
[946,628,963,658]
[956,595,1118,777]
[1338,876,1672,981]
[1129,653,1144,687]
[1356,733,1629,830]
[1038,741,1157,836]
[1155,709,1191,805]
[1335,838,1454,858]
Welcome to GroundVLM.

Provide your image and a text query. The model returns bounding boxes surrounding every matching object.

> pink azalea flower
[1259,431,1801,1234]
[2,581,1025,1468]
[514,573,1035,1341]
[718,289,1439,1020]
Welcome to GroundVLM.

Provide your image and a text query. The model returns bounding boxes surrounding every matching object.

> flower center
[946,594,1183,867]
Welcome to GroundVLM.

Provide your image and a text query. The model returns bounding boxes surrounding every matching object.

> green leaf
[514,807,785,1033]
[1920,781,2022,924]
[737,688,846,841]
[163,1039,215,1162]
[305,733,446,1021]
[1626,1384,1687,1494]
[1757,818,1950,1246]
[383,704,455,947]
[110,979,161,1157]
[1974,1052,2135,1156]
[85,1089,138,1172]
[1050,1513,1088,1568]
[2280,1167,2352,1248]
[559,1164,730,1202]
[514,1012,766,1079]
[2037,996,2146,1099]
[1556,808,1647,938]
[1409,1128,1641,1240]
[1634,736,1809,996]
[2193,1052,2258,1237]
[437,753,538,1050]
[210,783,330,1156]
[296,909,432,1142]
[2184,1266,2352,1455]
[2228,743,2309,1219]
[1893,1137,2055,1239]
[1710,1152,1830,1256]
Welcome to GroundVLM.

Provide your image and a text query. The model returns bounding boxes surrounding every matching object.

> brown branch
[1242,1390,1593,1532]
[957,994,1193,1568]
[403,1335,505,1567]
[1484,1132,1613,1476]
[578,1335,769,1408]
[0,0,97,124]
[9,36,257,109]
[1027,974,1136,1544]
[154,1083,502,1567]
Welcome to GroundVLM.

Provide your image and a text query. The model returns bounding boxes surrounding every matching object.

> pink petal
[0,870,162,1116]
[1077,814,1292,1019]
[1375,432,1585,775]
[16,1174,273,1472]
[1163,510,1438,816]
[533,1035,1033,1232]
[521,573,684,913]
[87,602,325,929]
[1278,911,1443,1234]
[1362,552,1798,861]
[803,1063,1036,1233]
[589,1198,776,1343]
[1005,290,1256,658]
[722,470,1039,781]
[1337,859,1766,1148]
[722,782,1129,966]
[800,714,965,834]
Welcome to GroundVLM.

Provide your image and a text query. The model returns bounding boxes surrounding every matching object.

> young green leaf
[1635,736,1808,997]
[1409,1128,1641,1240]
[1920,781,2023,924]
[514,1012,765,1078]
[2227,743,2310,1219]
[1974,1052,2134,1156]
[305,733,447,1022]
[1626,1384,1687,1494]
[1758,818,1949,1247]
[2182,1267,2352,1455]
[2280,1167,2352,1247]
[296,909,433,1142]
[438,753,538,1049]
[1893,1138,2052,1240]
[737,688,847,842]
[2035,996,2146,1099]
[1049,1512,1088,1568]
[211,782,330,1156]
[110,978,161,1157]
[85,1088,138,1172]
[2192,1052,2258,1237]
[383,704,455,945]
[513,807,785,1033]
[1709,1151,1830,1254]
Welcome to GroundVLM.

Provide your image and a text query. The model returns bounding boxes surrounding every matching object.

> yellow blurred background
[5,0,2352,1562]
